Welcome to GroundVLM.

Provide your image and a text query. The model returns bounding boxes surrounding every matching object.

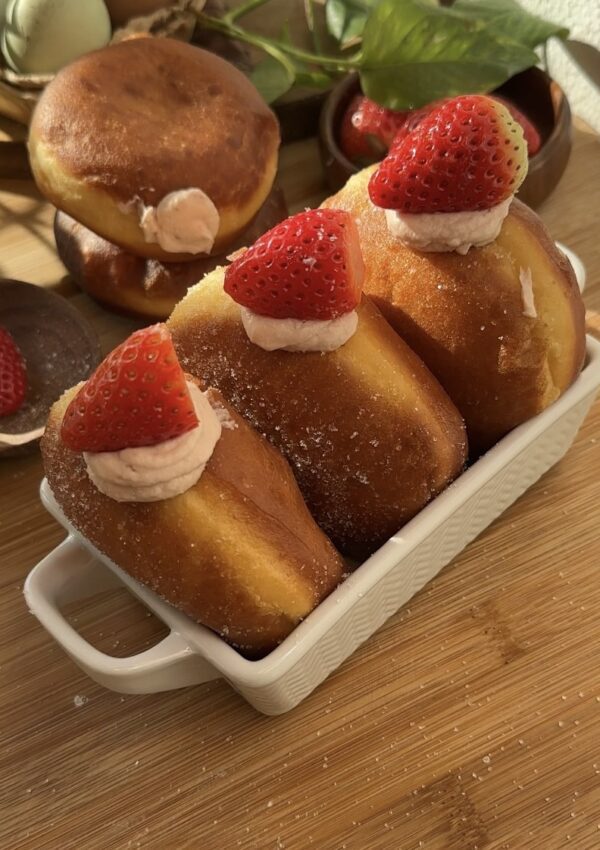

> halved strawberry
[390,96,541,158]
[369,95,529,214]
[61,324,198,453]
[339,95,408,164]
[0,326,27,416]
[224,209,365,321]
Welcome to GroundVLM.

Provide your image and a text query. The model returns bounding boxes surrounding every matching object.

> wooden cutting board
[0,123,599,850]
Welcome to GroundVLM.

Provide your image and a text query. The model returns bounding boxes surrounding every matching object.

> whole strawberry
[224,209,365,320]
[0,326,27,417]
[339,95,407,163]
[370,95,528,213]
[61,324,198,453]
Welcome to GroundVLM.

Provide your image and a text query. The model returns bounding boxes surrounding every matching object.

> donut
[323,167,586,456]
[168,267,467,559]
[29,38,280,261]
[53,187,288,319]
[42,376,345,658]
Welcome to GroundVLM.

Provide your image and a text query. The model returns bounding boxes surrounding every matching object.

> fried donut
[323,168,586,455]
[42,379,345,657]
[168,269,467,559]
[53,187,288,319]
[29,38,280,261]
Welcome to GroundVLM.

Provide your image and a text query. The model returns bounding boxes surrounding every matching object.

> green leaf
[452,0,569,49]
[250,54,295,103]
[359,0,539,110]
[273,23,335,90]
[325,0,377,47]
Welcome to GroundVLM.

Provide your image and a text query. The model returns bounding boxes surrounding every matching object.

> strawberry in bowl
[321,68,571,209]
[338,94,408,164]
[0,327,27,418]
[339,93,540,166]
[0,279,102,454]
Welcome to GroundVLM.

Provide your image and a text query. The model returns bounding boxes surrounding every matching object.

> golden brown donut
[41,379,345,657]
[168,268,467,559]
[53,187,288,319]
[323,167,586,456]
[29,38,280,261]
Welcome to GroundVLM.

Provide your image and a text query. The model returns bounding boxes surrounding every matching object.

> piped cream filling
[240,307,359,352]
[138,188,220,255]
[84,383,221,502]
[383,197,512,254]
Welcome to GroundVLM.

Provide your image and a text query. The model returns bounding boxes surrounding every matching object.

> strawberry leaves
[451,0,569,50]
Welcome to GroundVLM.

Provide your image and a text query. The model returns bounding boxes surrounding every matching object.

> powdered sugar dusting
[213,404,237,430]
[169,275,465,558]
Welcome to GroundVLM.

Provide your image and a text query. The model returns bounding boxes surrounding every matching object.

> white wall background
[520,0,600,131]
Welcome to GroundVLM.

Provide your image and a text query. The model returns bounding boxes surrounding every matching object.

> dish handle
[24,535,221,694]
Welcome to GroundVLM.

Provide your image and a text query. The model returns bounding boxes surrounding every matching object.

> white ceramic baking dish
[558,243,586,293]
[24,334,600,714]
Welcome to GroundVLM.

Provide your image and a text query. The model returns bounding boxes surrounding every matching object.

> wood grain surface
[1,122,599,850]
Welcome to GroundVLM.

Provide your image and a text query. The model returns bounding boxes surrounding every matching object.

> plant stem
[225,0,271,24]
[204,11,296,78]
[198,12,358,71]
[304,0,323,56]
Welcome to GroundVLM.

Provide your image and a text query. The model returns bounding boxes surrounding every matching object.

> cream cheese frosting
[383,197,512,254]
[84,383,221,502]
[240,307,358,352]
[138,188,220,255]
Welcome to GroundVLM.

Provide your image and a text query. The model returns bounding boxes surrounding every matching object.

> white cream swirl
[383,196,512,254]
[139,188,220,255]
[240,307,358,352]
[83,384,221,502]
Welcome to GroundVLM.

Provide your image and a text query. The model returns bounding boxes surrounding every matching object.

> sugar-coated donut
[41,379,345,657]
[168,269,467,559]
[29,38,280,261]
[53,187,288,319]
[323,168,586,455]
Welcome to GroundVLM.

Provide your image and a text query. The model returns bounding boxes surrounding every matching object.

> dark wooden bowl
[319,67,572,209]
